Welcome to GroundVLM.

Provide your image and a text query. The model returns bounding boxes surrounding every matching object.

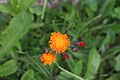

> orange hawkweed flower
[49,32,70,53]
[40,52,57,65]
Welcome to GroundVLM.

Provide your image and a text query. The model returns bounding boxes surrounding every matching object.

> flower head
[40,52,57,65]
[49,32,70,53]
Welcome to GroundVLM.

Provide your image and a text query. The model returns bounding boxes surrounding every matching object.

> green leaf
[102,24,120,33]
[106,73,120,80]
[9,0,36,14]
[73,60,83,75]
[83,0,98,18]
[56,75,68,80]
[9,0,19,14]
[60,71,72,78]
[21,69,36,80]
[102,30,112,46]
[103,31,111,44]
[0,4,12,14]
[67,55,75,71]
[111,7,120,19]
[0,11,33,59]
[114,54,120,71]
[85,6,94,18]
[39,34,47,45]
[100,30,114,53]
[100,0,116,17]
[29,6,42,16]
[10,0,18,8]
[85,0,98,12]
[73,60,83,80]
[85,47,101,79]
[0,59,18,77]
[17,0,36,12]
[34,73,42,80]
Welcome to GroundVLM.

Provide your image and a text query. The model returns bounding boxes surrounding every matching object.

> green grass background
[0,0,120,80]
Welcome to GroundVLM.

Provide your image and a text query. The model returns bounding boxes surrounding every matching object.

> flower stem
[56,63,84,80]
[41,0,47,19]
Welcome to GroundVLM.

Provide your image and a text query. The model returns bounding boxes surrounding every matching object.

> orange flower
[49,32,70,53]
[40,52,57,65]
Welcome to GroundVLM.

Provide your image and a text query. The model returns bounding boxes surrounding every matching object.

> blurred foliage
[0,0,120,80]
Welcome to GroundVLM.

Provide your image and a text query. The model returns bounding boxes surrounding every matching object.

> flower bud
[63,53,69,59]
[77,42,86,47]
[72,47,78,52]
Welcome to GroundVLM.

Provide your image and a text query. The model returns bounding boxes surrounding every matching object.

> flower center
[55,37,65,48]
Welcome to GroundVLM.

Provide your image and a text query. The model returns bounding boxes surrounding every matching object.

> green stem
[56,63,84,80]
[41,0,47,19]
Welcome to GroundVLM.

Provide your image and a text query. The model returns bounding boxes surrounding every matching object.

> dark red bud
[73,47,78,52]
[63,53,69,59]
[77,42,86,47]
